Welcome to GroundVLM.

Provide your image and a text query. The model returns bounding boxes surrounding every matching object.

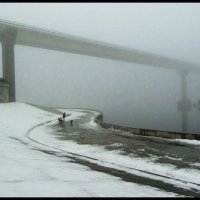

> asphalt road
[30,104,200,197]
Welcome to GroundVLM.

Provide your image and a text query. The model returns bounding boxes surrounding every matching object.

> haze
[0,3,200,133]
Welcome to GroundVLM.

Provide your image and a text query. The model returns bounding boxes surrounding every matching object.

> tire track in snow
[26,118,200,197]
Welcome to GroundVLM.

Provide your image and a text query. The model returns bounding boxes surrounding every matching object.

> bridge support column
[0,28,17,102]
[178,71,191,132]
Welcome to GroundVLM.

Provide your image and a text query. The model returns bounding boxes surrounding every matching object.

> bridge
[0,19,199,132]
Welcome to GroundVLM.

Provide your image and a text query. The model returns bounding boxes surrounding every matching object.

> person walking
[70,120,73,127]
[63,112,66,121]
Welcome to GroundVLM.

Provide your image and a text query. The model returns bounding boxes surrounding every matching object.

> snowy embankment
[0,102,199,197]
[30,109,200,195]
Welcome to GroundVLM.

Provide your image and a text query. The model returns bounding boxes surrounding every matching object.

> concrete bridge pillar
[178,70,191,132]
[0,28,17,102]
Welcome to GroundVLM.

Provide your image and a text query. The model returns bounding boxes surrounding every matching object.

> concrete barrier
[0,79,9,103]
[94,113,200,140]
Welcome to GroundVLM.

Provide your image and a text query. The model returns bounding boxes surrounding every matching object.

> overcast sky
[0,3,200,65]
[0,3,200,133]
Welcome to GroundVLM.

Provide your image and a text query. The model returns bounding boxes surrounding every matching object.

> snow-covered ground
[0,102,200,197]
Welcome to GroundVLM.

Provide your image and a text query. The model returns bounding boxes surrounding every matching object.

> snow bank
[0,102,178,197]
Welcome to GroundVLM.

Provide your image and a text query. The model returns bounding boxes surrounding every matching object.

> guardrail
[94,113,200,140]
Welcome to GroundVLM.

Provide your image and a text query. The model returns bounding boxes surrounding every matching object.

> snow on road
[0,102,199,197]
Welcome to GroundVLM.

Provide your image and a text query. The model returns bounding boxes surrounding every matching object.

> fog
[0,3,200,133]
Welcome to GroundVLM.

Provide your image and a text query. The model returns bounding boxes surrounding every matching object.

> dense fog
[13,45,199,133]
[0,3,200,133]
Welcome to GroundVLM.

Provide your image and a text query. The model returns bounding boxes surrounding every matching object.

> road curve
[27,105,200,197]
